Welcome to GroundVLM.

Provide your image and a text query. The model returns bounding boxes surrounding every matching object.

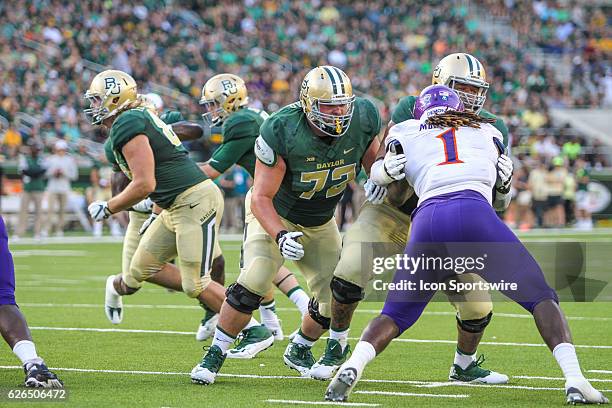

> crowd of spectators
[1,0,610,234]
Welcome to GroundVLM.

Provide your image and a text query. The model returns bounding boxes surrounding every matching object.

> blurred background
[0,0,610,238]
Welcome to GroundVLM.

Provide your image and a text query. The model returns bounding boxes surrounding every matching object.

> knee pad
[225,283,263,314]
[211,255,225,286]
[331,277,364,305]
[308,297,330,330]
[456,311,493,334]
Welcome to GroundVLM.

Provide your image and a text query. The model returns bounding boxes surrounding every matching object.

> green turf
[1,237,610,407]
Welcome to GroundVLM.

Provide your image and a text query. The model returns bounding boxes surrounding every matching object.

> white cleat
[325,364,362,402]
[190,365,216,385]
[566,378,609,405]
[104,275,122,324]
[196,314,219,341]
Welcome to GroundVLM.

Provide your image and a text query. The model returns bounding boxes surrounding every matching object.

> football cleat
[310,339,351,380]
[196,311,219,342]
[325,364,362,402]
[448,354,508,384]
[226,325,274,359]
[191,345,226,385]
[104,275,123,324]
[24,363,63,388]
[283,341,315,376]
[566,378,609,405]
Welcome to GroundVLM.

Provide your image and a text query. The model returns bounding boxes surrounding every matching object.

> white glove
[139,213,158,235]
[276,230,304,261]
[383,150,407,181]
[132,198,153,214]
[364,179,387,205]
[495,154,513,193]
[88,201,113,222]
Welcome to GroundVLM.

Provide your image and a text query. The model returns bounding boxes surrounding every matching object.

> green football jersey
[108,107,207,208]
[208,107,269,178]
[256,97,381,227]
[391,95,509,146]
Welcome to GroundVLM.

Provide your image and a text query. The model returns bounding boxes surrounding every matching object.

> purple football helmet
[413,85,464,120]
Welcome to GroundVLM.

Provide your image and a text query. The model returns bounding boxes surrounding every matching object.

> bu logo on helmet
[104,77,121,95]
[221,80,237,94]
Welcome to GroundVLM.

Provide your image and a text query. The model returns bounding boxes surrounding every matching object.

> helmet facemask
[84,84,132,125]
[200,98,228,128]
[447,77,489,113]
[305,95,355,137]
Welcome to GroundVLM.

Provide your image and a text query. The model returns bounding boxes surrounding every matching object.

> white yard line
[1,365,610,393]
[19,302,612,322]
[265,400,379,407]
[514,375,612,383]
[355,390,468,398]
[414,381,612,392]
[589,370,612,374]
[25,326,612,350]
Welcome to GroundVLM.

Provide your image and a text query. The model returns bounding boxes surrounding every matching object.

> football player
[103,109,275,358]
[327,86,609,405]
[196,73,311,356]
[312,53,509,382]
[0,216,63,388]
[191,66,381,384]
[85,70,267,353]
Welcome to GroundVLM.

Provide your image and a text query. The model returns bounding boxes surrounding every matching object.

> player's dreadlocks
[425,110,496,129]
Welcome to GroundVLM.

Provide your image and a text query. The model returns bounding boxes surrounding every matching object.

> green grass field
[1,233,611,407]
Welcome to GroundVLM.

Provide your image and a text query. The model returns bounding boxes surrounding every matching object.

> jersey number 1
[436,128,463,165]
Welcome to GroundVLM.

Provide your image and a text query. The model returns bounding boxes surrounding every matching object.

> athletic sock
[454,347,476,370]
[553,343,585,381]
[287,286,310,316]
[293,329,316,348]
[259,300,281,328]
[211,327,236,354]
[244,317,259,330]
[13,340,42,366]
[201,303,216,323]
[330,327,349,351]
[344,341,376,372]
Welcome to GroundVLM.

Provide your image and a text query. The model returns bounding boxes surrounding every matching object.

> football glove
[139,213,158,235]
[371,151,407,186]
[383,150,407,181]
[131,197,153,214]
[88,201,113,222]
[364,179,387,205]
[495,154,513,194]
[276,230,304,261]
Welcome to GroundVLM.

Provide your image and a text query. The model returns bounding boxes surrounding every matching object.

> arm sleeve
[209,138,255,174]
